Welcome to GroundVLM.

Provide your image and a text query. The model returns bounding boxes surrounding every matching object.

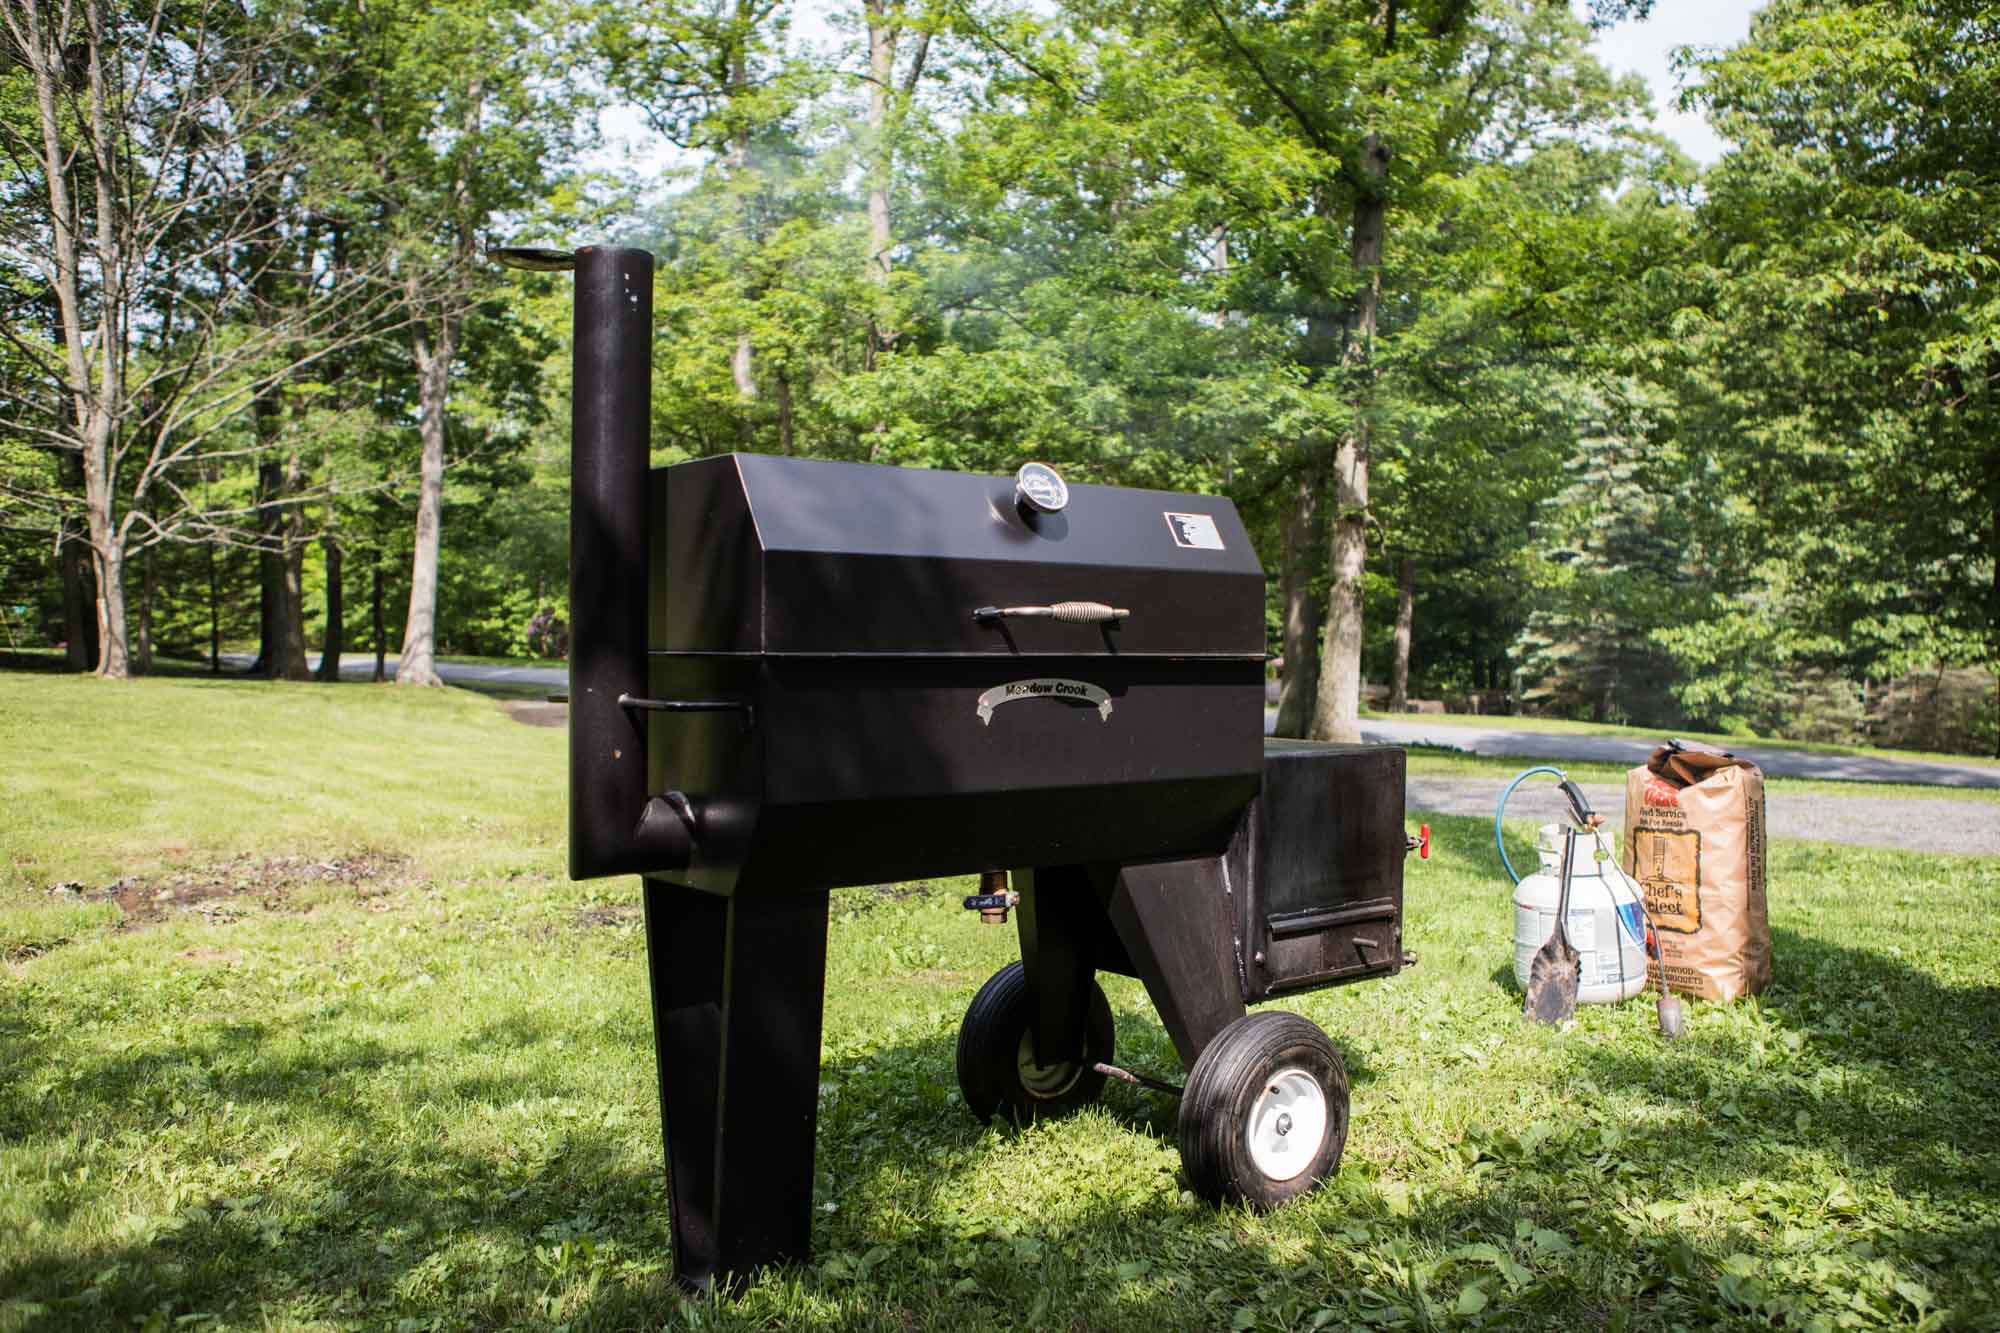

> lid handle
[974,601,1129,624]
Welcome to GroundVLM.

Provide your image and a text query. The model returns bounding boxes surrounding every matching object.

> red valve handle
[1419,824,1431,860]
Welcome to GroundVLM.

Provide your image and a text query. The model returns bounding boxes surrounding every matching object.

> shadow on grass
[0,652,393,686]
[0,651,231,680]
[1574,925,2000,1203]
[0,986,670,1327]
[3,920,1996,1329]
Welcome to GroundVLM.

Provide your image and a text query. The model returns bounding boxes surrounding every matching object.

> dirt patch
[574,904,642,929]
[49,851,415,930]
[502,700,568,728]
[179,947,243,965]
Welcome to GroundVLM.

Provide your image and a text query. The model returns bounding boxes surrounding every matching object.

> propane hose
[1493,764,1569,887]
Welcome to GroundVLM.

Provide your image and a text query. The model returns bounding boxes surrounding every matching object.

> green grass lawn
[3,672,1996,1330]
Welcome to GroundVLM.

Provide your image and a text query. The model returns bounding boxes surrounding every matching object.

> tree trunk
[1311,425,1370,742]
[88,549,129,680]
[278,454,310,677]
[243,123,310,681]
[372,562,386,682]
[1213,226,1229,329]
[253,454,310,680]
[252,526,273,673]
[266,551,305,676]
[864,0,897,365]
[137,538,155,674]
[395,73,482,687]
[1272,463,1324,738]
[1309,135,1389,744]
[208,539,221,673]
[732,333,758,400]
[317,533,344,682]
[1926,661,1947,753]
[726,19,759,404]
[60,519,97,672]
[21,0,126,678]
[776,370,795,453]
[397,321,453,686]
[1389,554,1413,711]
[82,445,130,680]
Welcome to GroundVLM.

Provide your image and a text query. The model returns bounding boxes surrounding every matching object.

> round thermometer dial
[1014,461,1070,513]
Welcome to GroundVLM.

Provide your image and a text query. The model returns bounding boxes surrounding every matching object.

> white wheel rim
[1246,1068,1328,1182]
[1016,1031,1083,1099]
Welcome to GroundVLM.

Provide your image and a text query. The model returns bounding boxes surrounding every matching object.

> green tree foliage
[1364,3,1669,706]
[3,0,1988,757]
[1640,0,1999,739]
[0,0,408,678]
[298,0,583,685]
[1514,382,1693,724]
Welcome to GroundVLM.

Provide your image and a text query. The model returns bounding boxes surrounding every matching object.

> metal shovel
[1524,821,1582,1024]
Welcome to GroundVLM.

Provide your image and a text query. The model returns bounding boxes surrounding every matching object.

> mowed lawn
[2,672,1997,1330]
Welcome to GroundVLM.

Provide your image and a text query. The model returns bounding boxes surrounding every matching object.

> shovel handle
[1557,778,1600,829]
[1553,824,1576,948]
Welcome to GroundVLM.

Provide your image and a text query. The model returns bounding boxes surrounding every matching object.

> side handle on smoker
[620,694,755,730]
[973,601,1129,624]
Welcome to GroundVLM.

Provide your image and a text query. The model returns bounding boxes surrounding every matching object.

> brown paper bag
[1622,740,1771,1001]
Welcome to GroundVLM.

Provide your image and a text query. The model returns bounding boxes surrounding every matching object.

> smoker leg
[1102,858,1246,1069]
[641,880,830,1292]
[1013,865,1106,1067]
[643,885,725,1284]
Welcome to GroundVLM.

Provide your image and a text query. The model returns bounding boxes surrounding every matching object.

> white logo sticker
[976,678,1113,725]
[1165,512,1225,550]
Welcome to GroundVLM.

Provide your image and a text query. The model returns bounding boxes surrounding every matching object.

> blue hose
[1494,765,1569,886]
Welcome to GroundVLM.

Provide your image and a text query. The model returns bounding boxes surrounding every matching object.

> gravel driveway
[1410,778,1998,857]
[1349,717,2000,790]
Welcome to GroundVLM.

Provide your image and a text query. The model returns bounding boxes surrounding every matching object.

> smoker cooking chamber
[638,453,1266,894]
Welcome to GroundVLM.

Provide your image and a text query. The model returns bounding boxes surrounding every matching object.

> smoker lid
[654,454,1266,658]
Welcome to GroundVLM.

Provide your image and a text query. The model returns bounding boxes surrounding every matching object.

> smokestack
[499,242,691,879]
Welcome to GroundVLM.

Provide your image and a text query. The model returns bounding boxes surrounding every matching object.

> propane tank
[1511,823,1649,1005]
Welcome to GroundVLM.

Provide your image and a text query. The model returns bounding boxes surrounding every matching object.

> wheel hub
[1016,1031,1084,1099]
[1246,1068,1327,1181]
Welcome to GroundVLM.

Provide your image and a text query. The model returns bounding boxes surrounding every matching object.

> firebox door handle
[974,601,1129,624]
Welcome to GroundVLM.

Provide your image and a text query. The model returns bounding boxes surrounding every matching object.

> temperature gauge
[1014,461,1070,514]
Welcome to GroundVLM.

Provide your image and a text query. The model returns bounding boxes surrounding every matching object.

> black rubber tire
[1177,1011,1349,1209]
[955,961,1114,1125]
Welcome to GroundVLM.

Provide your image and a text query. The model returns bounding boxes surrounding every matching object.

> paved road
[277,655,1997,790]
[225,652,567,691]
[250,656,1999,781]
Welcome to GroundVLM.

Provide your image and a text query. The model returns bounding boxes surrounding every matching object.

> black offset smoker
[510,243,1412,1291]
